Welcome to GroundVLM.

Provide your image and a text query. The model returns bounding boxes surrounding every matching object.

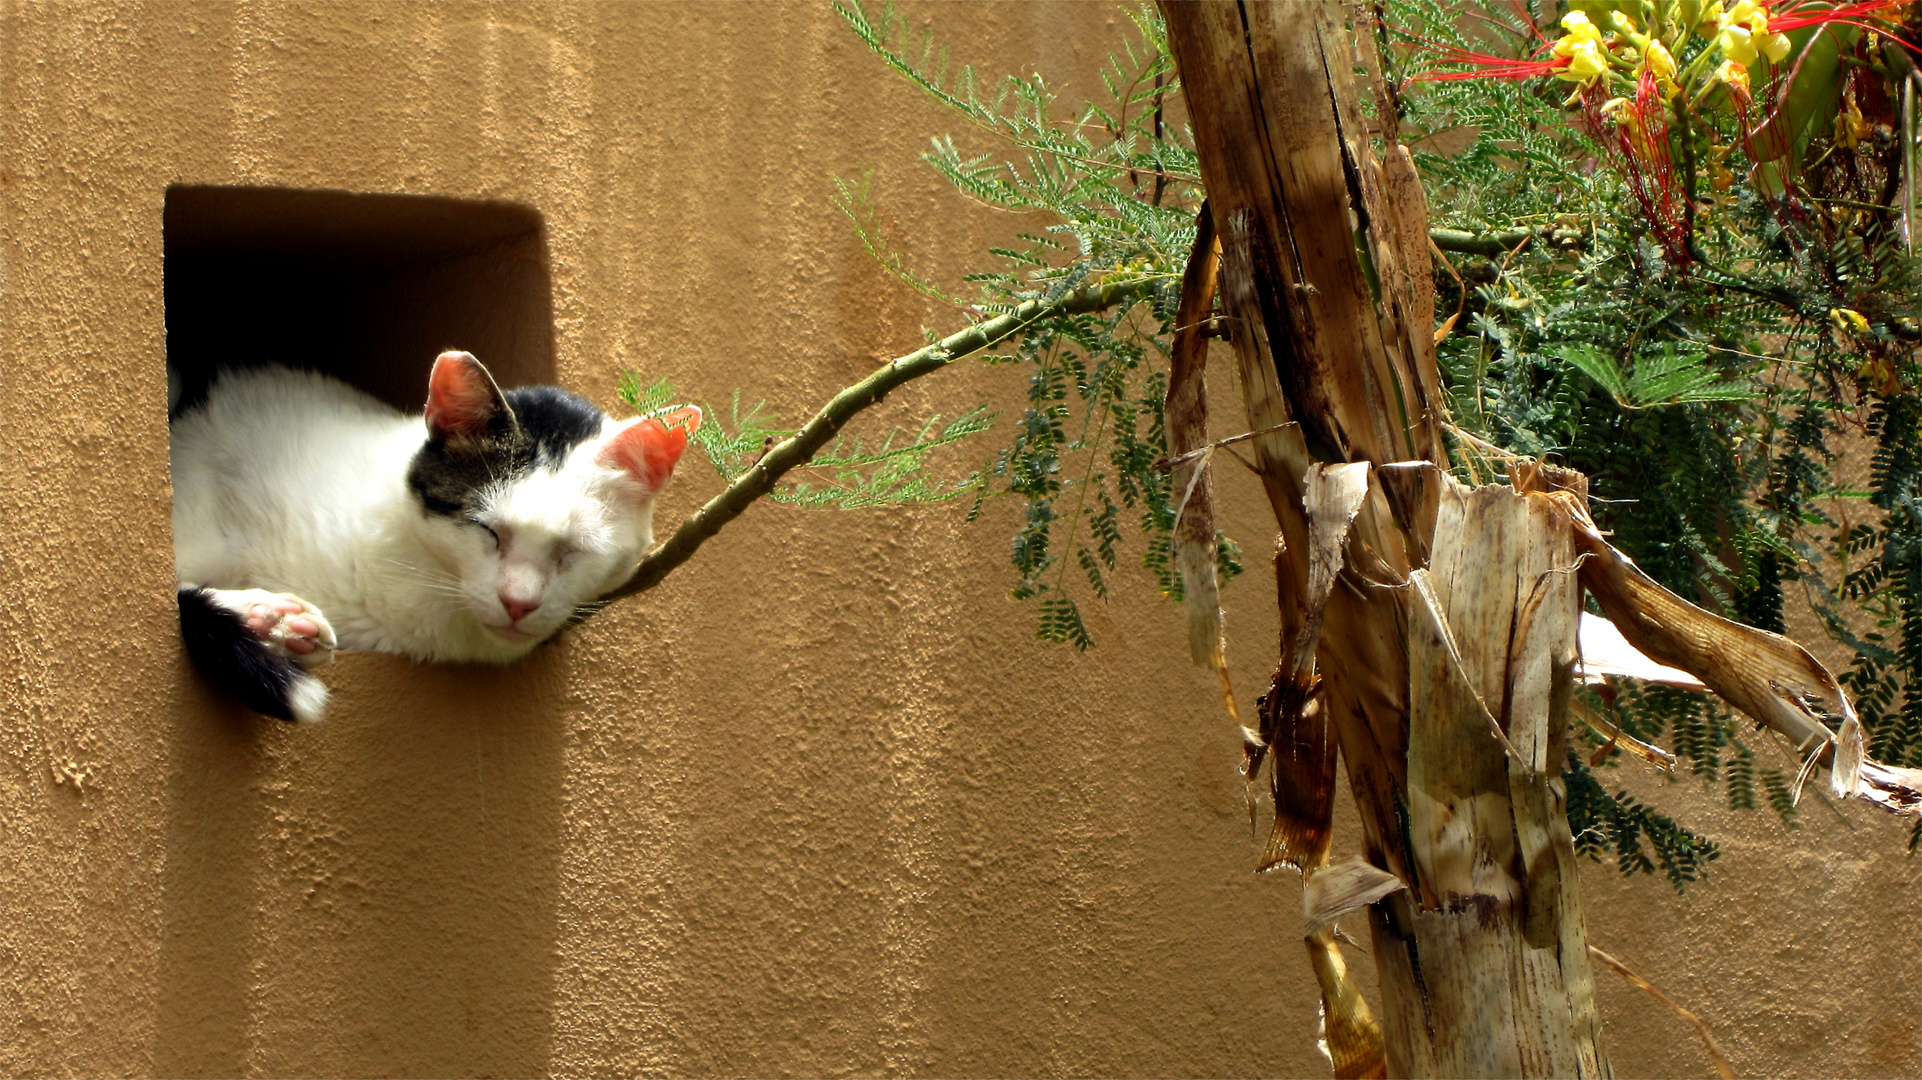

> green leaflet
[1547,342,1757,408]
[615,378,994,511]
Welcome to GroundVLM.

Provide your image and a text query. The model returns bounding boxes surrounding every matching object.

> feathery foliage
[1565,749,1723,889]
[832,0,1240,648]
[618,373,989,510]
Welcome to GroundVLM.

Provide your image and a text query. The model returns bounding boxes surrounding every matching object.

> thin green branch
[1429,226,1555,257]
[594,276,1161,605]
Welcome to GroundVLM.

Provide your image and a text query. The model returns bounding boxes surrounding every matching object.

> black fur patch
[406,385,605,519]
[177,587,304,722]
[507,385,605,465]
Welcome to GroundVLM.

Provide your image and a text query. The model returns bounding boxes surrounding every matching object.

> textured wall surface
[0,3,1917,1077]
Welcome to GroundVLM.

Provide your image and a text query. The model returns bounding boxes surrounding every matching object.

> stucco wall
[1,3,1917,1077]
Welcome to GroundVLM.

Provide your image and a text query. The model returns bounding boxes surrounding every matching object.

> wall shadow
[154,674,270,1078]
[155,651,573,1076]
[296,649,571,1076]
[157,186,568,1075]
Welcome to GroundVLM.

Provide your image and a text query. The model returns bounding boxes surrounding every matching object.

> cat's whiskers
[369,557,457,580]
[571,598,615,620]
[369,555,459,581]
[367,558,469,601]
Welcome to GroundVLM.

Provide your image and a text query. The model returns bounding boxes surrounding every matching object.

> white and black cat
[172,350,699,723]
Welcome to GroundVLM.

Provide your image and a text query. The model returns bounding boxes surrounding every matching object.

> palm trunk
[1160,3,1609,1075]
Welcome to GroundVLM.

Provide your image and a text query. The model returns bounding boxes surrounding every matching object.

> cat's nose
[501,594,539,623]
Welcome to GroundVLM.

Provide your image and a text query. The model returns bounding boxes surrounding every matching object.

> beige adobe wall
[0,3,1916,1077]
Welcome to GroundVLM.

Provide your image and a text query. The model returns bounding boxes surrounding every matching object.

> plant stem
[1675,104,1700,255]
[593,277,1161,606]
[1429,226,1549,256]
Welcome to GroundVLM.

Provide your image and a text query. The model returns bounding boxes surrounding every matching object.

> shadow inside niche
[157,185,567,1076]
[163,184,554,409]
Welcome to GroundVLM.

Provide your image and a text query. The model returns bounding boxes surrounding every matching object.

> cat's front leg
[177,587,337,723]
[210,588,338,667]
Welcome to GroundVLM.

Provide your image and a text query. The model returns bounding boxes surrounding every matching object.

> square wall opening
[164,185,554,412]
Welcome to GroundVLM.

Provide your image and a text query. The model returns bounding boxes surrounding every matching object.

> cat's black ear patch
[407,433,529,519]
[425,351,515,443]
[410,351,531,519]
[504,385,604,466]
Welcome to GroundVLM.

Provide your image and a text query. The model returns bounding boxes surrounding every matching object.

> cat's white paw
[211,588,337,669]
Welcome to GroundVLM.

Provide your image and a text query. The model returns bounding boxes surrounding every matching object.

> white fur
[284,677,331,726]
[173,367,662,671]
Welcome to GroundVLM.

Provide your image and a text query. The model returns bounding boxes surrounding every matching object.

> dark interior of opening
[165,185,554,414]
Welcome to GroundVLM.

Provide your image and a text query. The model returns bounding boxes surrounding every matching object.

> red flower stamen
[1410,49,1569,82]
[1770,1,1919,54]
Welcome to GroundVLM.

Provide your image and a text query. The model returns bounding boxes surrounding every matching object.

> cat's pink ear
[599,407,702,495]
[425,351,509,440]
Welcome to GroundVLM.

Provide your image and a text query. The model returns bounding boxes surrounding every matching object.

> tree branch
[595,276,1161,605]
[1427,227,1535,256]
[1427,225,1588,257]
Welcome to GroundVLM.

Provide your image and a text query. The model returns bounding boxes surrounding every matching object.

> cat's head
[405,350,699,654]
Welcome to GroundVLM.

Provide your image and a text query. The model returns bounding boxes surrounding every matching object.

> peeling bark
[1162,3,1606,1074]
[1156,2,1922,1074]
[1307,926,1389,1080]
[1254,462,1372,875]
[1388,476,1604,1077]
[1167,202,1225,672]
[1559,491,1922,816]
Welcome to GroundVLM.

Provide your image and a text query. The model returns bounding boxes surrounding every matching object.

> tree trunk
[1160,3,1609,1075]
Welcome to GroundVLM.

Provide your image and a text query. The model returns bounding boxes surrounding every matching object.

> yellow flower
[1552,14,1611,85]
[1716,58,1751,94]
[1860,353,1901,395]
[1836,95,1871,148]
[1697,2,1726,36]
[1557,38,1611,83]
[1831,307,1870,334]
[1719,2,1790,66]
[1720,24,1758,65]
[1545,10,1606,76]
[1641,38,1679,95]
[1554,11,1604,56]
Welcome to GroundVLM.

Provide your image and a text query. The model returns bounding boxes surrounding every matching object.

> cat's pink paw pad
[217,589,336,669]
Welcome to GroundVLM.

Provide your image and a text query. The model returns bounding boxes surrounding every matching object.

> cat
[172,350,700,723]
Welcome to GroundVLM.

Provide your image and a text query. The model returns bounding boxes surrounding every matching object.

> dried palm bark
[1162,2,1593,1073]
[1166,202,1225,673]
[1393,474,1604,1078]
